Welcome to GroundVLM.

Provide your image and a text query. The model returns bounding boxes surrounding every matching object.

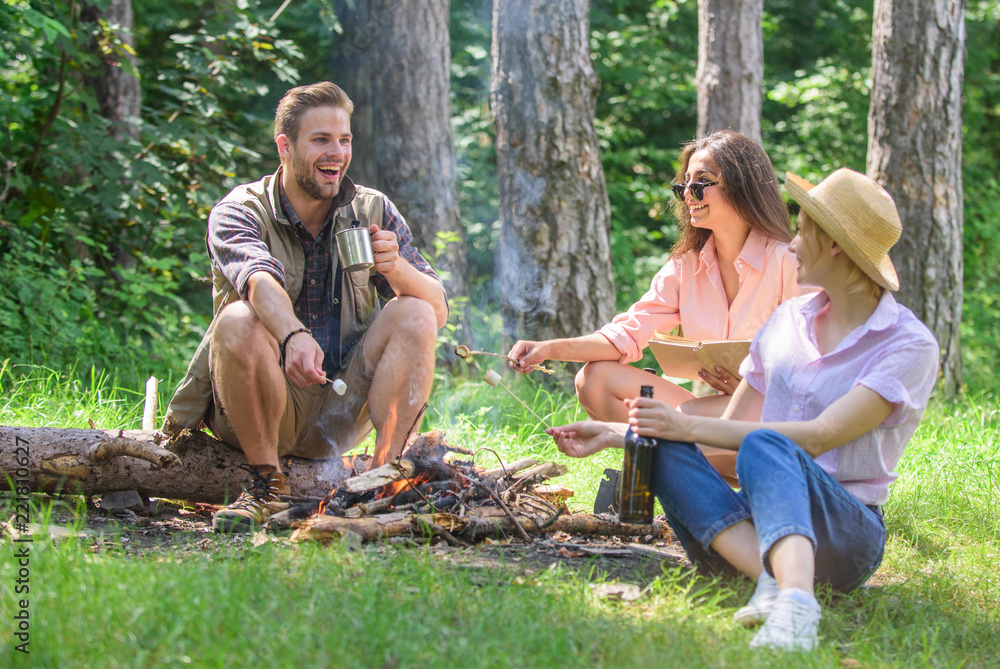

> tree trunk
[696,0,763,143]
[0,426,356,503]
[867,0,965,394]
[331,0,473,346]
[81,0,141,141]
[491,0,616,346]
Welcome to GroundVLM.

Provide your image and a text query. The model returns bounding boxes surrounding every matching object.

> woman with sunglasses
[507,130,803,480]
[546,168,938,651]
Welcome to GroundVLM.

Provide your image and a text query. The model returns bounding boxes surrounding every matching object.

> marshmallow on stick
[483,370,551,429]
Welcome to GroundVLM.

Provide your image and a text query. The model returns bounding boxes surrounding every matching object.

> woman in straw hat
[508,130,806,484]
[546,168,939,651]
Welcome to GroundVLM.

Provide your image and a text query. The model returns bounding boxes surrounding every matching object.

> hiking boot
[749,589,821,652]
[212,464,290,534]
[734,571,779,626]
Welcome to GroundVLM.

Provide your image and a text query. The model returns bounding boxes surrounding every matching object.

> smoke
[299,384,371,485]
[498,229,549,314]
[305,371,430,484]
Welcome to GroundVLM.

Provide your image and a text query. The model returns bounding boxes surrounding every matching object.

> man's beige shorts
[209,331,376,459]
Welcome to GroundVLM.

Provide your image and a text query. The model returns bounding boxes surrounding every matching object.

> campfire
[269,430,670,547]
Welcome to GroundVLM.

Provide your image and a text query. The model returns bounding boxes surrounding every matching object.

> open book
[647,331,752,381]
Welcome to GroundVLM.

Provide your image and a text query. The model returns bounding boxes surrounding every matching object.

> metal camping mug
[335,225,374,272]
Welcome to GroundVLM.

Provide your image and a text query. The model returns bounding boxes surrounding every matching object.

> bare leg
[709,519,765,579]
[211,302,285,471]
[678,393,732,418]
[361,296,438,468]
[677,395,739,484]
[768,535,815,594]
[575,360,696,421]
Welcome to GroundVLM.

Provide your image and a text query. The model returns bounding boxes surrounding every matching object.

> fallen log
[0,423,361,503]
[290,511,468,544]
[462,510,670,541]
[289,508,670,544]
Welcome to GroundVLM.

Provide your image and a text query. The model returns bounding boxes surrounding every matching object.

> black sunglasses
[669,181,718,202]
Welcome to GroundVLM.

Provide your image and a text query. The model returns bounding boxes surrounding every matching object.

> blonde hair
[799,213,883,300]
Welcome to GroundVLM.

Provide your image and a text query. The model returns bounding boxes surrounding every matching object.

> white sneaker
[749,590,821,651]
[734,572,779,626]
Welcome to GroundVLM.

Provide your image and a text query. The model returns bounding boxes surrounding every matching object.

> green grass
[0,360,177,431]
[2,364,999,667]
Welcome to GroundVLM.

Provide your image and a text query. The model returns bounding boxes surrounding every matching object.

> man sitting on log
[162,81,448,533]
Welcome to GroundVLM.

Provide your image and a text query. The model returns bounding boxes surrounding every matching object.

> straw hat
[785,168,901,291]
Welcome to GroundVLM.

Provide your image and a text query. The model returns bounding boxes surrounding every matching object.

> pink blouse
[741,291,939,506]
[598,229,802,363]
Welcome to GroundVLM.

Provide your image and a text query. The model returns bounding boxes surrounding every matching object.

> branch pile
[274,431,669,546]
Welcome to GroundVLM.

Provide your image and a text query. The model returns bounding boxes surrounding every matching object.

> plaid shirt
[208,180,439,375]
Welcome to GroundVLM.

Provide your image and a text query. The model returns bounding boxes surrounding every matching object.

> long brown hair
[273,82,354,143]
[670,130,791,258]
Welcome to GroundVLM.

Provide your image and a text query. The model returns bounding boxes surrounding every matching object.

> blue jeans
[653,429,886,592]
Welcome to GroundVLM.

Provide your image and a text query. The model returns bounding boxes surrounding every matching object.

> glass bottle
[619,385,656,524]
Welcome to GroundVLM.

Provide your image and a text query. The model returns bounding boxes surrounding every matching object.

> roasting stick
[454,345,555,375]
[483,370,551,430]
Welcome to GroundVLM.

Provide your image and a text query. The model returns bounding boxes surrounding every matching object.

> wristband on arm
[279,327,312,368]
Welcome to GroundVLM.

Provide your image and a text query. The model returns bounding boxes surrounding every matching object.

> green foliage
[449,0,500,311]
[0,360,163,429]
[960,2,1000,393]
[764,60,871,178]
[761,1,874,183]
[591,0,699,308]
[0,0,301,380]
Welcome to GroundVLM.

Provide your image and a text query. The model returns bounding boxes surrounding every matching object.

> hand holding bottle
[620,385,657,524]
[625,392,688,442]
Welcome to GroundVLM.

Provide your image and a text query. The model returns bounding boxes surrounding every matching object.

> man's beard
[291,152,337,201]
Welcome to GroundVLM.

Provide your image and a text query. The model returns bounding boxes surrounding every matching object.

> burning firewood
[272,431,572,538]
[339,461,417,493]
[273,430,669,548]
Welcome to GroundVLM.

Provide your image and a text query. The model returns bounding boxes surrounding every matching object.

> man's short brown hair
[274,82,354,143]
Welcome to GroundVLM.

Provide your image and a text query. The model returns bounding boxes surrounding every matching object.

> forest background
[1,0,998,397]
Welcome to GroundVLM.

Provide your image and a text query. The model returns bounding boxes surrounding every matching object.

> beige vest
[163,170,386,429]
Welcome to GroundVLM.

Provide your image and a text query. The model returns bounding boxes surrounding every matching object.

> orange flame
[375,471,434,500]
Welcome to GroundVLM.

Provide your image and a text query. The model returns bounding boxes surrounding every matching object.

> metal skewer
[455,344,555,375]
[483,370,551,430]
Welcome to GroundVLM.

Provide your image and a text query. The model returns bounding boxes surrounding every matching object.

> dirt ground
[16,495,691,587]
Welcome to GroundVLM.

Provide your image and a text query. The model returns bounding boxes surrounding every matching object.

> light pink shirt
[741,291,939,506]
[598,229,802,363]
